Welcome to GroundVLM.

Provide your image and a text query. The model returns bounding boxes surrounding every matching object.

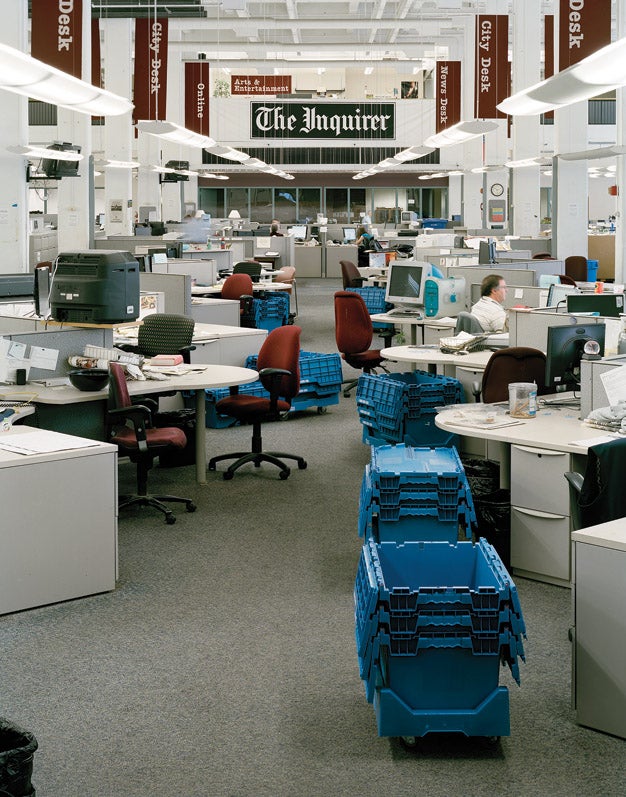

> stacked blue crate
[345,286,393,337]
[358,444,476,543]
[353,443,526,740]
[192,351,342,427]
[354,538,526,738]
[253,292,290,331]
[356,371,463,447]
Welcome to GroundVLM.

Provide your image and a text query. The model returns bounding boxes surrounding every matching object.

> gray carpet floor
[1,280,625,797]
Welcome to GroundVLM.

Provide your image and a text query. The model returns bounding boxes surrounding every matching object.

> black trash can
[154,409,197,468]
[473,488,511,571]
[0,719,37,797]
[461,456,500,498]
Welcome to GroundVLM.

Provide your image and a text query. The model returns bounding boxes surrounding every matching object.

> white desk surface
[191,281,291,295]
[0,425,116,466]
[435,403,612,454]
[572,519,626,552]
[381,345,493,370]
[0,364,258,484]
[114,321,267,344]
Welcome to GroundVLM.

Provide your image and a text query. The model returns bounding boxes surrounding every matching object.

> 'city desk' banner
[185,62,210,136]
[559,0,611,70]
[134,17,168,122]
[474,14,509,119]
[31,0,83,77]
[232,76,292,95]
[250,102,395,139]
[436,61,461,133]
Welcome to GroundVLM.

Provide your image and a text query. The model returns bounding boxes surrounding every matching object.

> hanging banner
[185,62,210,136]
[91,18,101,87]
[474,15,509,119]
[250,102,395,140]
[134,17,168,122]
[559,0,611,70]
[436,61,461,133]
[31,0,83,78]
[231,76,292,95]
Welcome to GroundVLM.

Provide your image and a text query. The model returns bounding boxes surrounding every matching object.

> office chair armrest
[180,344,196,364]
[115,343,142,355]
[258,367,291,407]
[108,404,153,452]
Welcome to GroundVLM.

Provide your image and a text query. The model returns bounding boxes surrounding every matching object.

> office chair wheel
[165,513,176,525]
[186,501,197,513]
[298,461,307,470]
[223,470,235,480]
[279,468,290,480]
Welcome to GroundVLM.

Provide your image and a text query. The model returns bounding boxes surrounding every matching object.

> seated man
[471,274,508,332]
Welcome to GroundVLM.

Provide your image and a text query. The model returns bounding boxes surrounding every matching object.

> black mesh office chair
[233,261,263,282]
[118,313,196,363]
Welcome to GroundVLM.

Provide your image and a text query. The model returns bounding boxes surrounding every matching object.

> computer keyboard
[387,309,423,318]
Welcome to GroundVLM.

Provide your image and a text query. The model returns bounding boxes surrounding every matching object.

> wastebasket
[460,456,500,498]
[0,719,37,797]
[154,409,196,468]
[473,488,511,570]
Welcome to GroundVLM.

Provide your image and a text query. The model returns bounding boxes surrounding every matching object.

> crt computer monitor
[385,260,430,310]
[343,227,357,242]
[545,323,606,392]
[287,225,307,240]
[566,293,625,318]
[547,283,579,308]
[478,239,497,264]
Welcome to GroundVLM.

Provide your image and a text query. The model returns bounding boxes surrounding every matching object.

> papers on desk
[570,434,622,448]
[143,364,207,377]
[436,405,524,430]
[0,430,101,455]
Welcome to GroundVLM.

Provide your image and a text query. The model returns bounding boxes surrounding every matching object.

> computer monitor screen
[41,143,81,179]
[368,252,386,269]
[148,221,167,236]
[566,293,625,318]
[385,260,429,309]
[134,254,152,273]
[545,323,606,392]
[547,283,579,308]
[288,225,307,240]
[478,240,497,264]
[343,227,357,242]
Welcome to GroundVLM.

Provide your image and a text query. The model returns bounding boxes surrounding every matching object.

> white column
[510,0,542,237]
[459,15,483,229]
[137,135,163,222]
[0,1,29,273]
[552,3,589,260]
[56,3,92,252]
[103,19,133,236]
[615,5,625,284]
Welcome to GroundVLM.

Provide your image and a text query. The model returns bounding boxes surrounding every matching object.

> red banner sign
[559,0,611,70]
[133,17,168,122]
[31,0,83,78]
[231,76,292,95]
[436,61,461,133]
[474,15,509,120]
[91,18,101,87]
[185,62,210,136]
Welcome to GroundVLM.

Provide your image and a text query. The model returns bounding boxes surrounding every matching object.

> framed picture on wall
[401,81,420,99]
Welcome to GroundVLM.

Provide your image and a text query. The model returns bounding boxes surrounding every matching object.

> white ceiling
[91,0,558,70]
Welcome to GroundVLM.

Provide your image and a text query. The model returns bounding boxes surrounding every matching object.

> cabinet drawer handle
[514,506,567,520]
[513,445,566,458]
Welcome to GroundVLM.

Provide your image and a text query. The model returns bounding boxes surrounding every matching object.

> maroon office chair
[532,252,554,260]
[221,273,255,326]
[334,290,387,397]
[565,255,588,283]
[340,259,366,289]
[559,274,577,286]
[208,325,308,480]
[108,362,196,524]
[480,347,547,404]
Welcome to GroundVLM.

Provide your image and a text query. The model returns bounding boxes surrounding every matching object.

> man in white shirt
[470,274,508,332]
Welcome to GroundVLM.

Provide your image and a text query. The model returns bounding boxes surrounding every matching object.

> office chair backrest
[532,252,554,260]
[565,255,588,282]
[233,261,263,281]
[137,314,195,358]
[340,260,363,289]
[221,273,254,300]
[481,347,547,404]
[257,324,301,401]
[334,290,374,354]
[279,265,296,285]
[559,273,577,286]
[454,311,484,335]
[578,437,626,528]
[108,361,132,411]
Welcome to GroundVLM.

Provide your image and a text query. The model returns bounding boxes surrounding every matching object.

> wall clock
[490,183,504,197]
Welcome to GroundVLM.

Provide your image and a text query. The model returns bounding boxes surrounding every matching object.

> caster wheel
[483,736,501,747]
[298,461,308,470]
[186,502,197,513]
[223,471,234,481]
[208,462,216,471]
[343,391,351,398]
[399,736,419,750]
[165,514,176,525]
[316,407,328,415]
[279,469,290,480]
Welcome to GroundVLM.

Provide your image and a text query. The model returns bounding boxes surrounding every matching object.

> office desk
[381,345,492,375]
[191,282,291,296]
[0,425,117,615]
[372,313,427,346]
[1,365,258,484]
[436,405,612,586]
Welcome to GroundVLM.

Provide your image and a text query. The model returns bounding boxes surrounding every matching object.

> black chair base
[119,493,197,525]
[209,450,307,480]
[342,377,359,397]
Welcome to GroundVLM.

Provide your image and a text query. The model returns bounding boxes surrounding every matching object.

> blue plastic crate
[346,286,391,315]
[246,351,343,396]
[370,444,468,491]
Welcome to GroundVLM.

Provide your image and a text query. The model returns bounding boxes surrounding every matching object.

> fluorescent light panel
[136,120,215,149]
[424,120,498,148]
[7,144,83,161]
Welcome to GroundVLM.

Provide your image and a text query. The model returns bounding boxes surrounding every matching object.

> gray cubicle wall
[580,356,626,418]
[140,273,192,316]
[510,238,552,257]
[469,283,548,310]
[446,267,535,309]
[496,258,564,281]
[508,309,607,352]
[151,258,218,286]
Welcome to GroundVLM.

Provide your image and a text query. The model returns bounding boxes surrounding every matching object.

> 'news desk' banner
[436,61,461,133]
[31,0,83,78]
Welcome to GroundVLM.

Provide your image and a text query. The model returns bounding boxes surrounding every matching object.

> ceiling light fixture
[136,120,216,149]
[7,144,83,161]
[505,157,551,168]
[497,35,626,116]
[424,120,499,148]
[0,42,132,116]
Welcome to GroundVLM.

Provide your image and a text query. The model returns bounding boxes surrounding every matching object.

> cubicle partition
[446,267,535,310]
[140,273,193,316]
[508,309,610,352]
[469,283,547,311]
[150,257,218,286]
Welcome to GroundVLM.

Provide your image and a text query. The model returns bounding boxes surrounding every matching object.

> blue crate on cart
[246,351,342,398]
[346,286,391,315]
[353,537,526,737]
[356,371,463,447]
[253,292,290,331]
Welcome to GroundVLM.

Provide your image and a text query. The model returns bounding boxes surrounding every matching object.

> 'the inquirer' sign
[250,102,395,139]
